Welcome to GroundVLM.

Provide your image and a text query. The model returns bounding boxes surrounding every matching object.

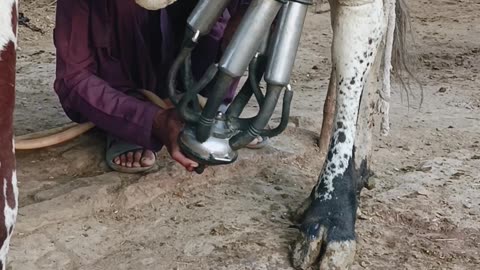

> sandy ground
[8,0,480,269]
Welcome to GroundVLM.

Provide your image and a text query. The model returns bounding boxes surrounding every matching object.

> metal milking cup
[167,0,312,173]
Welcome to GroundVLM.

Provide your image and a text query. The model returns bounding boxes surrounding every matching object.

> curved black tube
[225,82,253,118]
[195,72,235,142]
[167,48,194,107]
[181,53,196,93]
[249,56,266,105]
[228,116,254,131]
[260,88,293,137]
[178,64,218,123]
[226,54,268,118]
[167,28,197,107]
[229,84,284,150]
[225,64,256,117]
[228,87,292,136]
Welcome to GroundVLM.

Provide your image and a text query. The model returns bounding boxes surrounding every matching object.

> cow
[291,0,409,268]
[0,0,19,269]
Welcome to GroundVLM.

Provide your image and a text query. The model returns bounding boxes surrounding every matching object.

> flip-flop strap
[106,135,145,163]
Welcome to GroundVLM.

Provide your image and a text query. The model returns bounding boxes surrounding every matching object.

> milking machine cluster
[168,0,312,173]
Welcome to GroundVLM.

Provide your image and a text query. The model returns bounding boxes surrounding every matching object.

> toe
[114,156,121,165]
[292,225,324,270]
[120,154,126,167]
[140,150,156,167]
[133,150,142,167]
[126,152,134,167]
[319,240,356,270]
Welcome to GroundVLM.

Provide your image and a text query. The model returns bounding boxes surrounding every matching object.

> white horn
[135,0,178,10]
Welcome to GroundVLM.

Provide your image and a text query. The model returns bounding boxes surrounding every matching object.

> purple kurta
[54,0,247,151]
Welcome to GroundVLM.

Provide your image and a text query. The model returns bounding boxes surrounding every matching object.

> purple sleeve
[53,0,162,151]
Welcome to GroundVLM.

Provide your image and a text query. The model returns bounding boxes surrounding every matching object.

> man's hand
[153,109,199,172]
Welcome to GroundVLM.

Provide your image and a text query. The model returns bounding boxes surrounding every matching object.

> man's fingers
[171,150,199,170]
[158,109,203,172]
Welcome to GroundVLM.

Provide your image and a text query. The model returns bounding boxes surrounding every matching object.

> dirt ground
[9,0,480,269]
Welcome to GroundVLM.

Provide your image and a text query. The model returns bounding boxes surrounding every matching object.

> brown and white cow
[0,0,19,269]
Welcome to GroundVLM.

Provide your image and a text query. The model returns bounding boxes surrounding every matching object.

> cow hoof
[292,228,356,270]
[291,197,357,270]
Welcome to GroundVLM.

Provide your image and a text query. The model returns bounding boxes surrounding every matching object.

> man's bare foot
[246,136,270,149]
[113,149,156,168]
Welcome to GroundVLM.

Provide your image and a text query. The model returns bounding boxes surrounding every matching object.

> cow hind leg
[291,0,385,269]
